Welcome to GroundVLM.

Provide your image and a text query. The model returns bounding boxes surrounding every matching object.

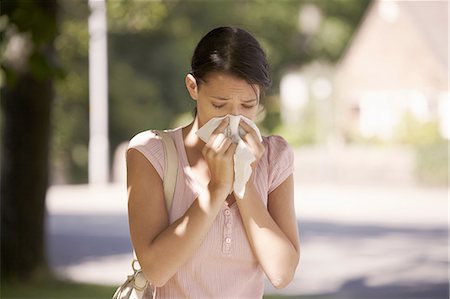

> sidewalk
[271,182,448,297]
[45,181,448,298]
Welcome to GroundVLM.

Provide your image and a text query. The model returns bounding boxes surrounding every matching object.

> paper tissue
[196,114,262,199]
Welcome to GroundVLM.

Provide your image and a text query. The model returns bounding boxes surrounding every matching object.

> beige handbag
[113,130,179,299]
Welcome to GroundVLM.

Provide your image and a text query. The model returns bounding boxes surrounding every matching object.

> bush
[394,112,448,187]
[415,140,449,186]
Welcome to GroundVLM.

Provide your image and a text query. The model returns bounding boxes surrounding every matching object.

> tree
[50,1,370,182]
[106,0,370,156]
[1,0,59,281]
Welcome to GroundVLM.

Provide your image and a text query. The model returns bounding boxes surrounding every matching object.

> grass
[1,278,331,299]
[1,278,116,299]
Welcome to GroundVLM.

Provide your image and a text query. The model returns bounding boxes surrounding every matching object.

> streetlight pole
[88,0,109,184]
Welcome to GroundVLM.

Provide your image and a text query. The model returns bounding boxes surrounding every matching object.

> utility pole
[88,0,109,184]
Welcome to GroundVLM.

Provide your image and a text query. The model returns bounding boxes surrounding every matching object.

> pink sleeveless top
[127,126,294,298]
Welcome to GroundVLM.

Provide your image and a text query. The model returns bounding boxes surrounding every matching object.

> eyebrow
[211,96,258,103]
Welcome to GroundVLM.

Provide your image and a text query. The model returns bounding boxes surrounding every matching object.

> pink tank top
[127,126,294,298]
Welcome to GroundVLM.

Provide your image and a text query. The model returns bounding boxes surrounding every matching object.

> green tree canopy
[53,0,370,183]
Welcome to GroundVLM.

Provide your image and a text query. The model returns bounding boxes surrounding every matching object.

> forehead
[200,72,260,99]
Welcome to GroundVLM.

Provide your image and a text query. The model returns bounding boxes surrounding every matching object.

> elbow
[268,264,297,289]
[141,261,172,288]
[153,280,168,288]
[146,274,168,288]
[270,250,300,289]
[135,244,176,287]
[270,275,293,289]
[269,270,295,289]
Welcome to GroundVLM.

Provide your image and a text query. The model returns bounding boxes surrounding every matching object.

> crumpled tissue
[196,114,262,199]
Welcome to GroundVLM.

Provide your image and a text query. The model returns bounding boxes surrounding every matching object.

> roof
[336,0,448,91]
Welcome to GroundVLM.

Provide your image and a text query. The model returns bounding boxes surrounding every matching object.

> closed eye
[213,104,225,109]
[213,103,256,109]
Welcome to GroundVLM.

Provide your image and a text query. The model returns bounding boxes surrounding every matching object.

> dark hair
[190,26,272,100]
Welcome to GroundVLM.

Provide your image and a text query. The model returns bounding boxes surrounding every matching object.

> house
[334,0,448,141]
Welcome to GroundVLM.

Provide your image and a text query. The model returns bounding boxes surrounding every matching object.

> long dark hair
[190,26,271,115]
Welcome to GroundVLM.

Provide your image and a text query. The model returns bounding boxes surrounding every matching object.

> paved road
[46,182,449,298]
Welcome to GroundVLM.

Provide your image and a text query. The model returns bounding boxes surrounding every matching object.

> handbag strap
[156,129,178,211]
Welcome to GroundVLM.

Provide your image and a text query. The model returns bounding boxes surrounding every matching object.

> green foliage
[1,1,58,44]
[0,0,63,86]
[109,61,172,146]
[273,98,318,146]
[51,1,90,183]
[48,0,369,183]
[1,0,66,170]
[1,278,116,299]
[107,1,170,33]
[415,140,449,186]
[313,17,352,60]
[395,112,442,146]
[395,112,448,186]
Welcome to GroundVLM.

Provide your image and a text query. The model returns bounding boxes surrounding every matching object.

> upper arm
[267,174,300,255]
[126,148,169,259]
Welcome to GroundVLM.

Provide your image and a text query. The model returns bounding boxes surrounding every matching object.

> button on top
[225,237,232,244]
[224,209,231,216]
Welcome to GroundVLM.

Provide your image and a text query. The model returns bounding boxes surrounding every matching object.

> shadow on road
[46,214,449,299]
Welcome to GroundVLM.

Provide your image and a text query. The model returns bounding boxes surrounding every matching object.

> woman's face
[186,71,260,127]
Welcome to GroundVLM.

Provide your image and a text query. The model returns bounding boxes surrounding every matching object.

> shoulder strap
[155,129,178,211]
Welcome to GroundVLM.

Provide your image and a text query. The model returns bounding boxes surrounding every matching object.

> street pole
[88,0,109,184]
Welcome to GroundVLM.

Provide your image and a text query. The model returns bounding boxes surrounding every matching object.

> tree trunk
[1,0,57,281]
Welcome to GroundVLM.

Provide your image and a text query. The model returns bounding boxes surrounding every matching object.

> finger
[206,118,229,148]
[240,121,260,148]
[216,137,232,154]
[239,119,260,142]
[203,133,225,156]
[211,117,229,137]
[243,133,262,156]
[225,142,238,157]
[211,132,225,148]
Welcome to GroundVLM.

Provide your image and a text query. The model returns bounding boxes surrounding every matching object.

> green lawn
[1,279,116,299]
[1,278,330,299]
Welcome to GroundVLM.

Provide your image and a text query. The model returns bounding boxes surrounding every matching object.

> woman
[126,26,300,298]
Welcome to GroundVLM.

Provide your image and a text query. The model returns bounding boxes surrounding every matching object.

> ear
[185,74,199,101]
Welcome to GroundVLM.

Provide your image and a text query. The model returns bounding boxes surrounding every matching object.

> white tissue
[196,114,263,199]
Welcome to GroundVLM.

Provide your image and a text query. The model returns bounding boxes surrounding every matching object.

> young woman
[126,26,300,298]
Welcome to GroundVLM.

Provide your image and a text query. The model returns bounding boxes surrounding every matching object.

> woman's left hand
[239,119,265,172]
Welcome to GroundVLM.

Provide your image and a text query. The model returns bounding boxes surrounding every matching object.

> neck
[182,116,204,153]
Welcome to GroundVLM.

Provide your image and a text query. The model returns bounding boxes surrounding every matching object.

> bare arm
[235,175,300,289]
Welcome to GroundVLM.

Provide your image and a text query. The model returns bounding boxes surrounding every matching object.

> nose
[229,105,241,116]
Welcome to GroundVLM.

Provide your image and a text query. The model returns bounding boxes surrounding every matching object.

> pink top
[128,126,294,299]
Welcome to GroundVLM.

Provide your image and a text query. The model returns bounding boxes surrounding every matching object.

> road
[45,181,449,299]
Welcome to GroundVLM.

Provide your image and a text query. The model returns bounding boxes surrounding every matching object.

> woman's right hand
[202,118,238,196]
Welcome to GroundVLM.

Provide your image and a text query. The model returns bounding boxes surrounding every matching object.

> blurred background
[1,0,448,298]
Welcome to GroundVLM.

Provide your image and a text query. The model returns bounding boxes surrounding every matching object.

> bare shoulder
[127,129,165,180]
[126,148,164,208]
